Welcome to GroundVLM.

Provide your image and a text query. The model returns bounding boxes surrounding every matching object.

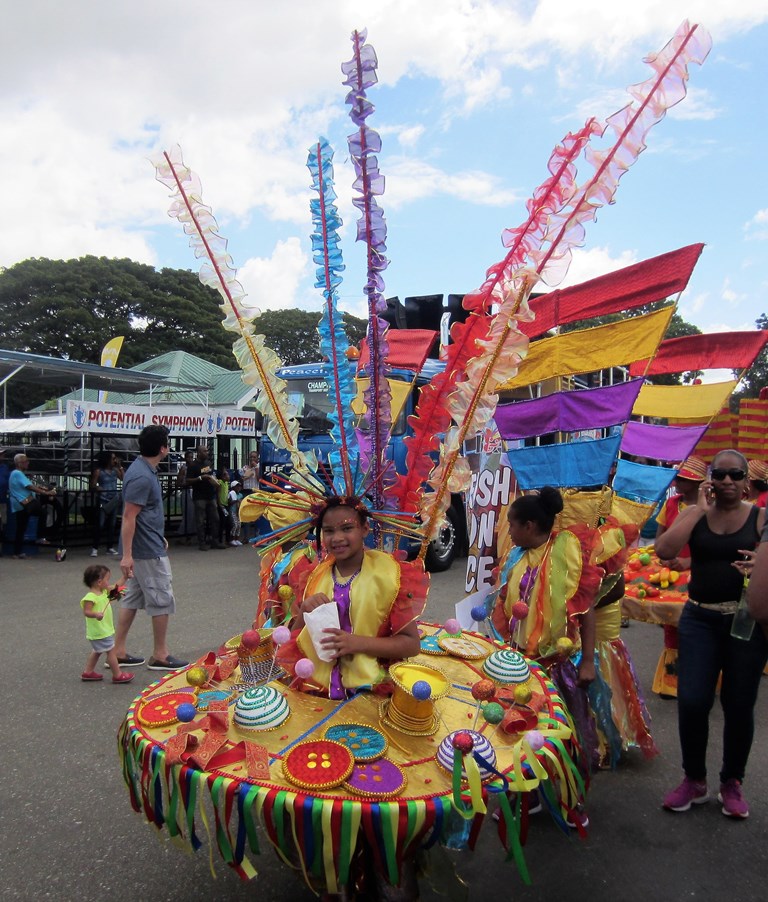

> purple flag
[620,421,708,463]
[495,379,644,441]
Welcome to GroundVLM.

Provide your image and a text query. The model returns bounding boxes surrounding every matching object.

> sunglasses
[710,468,746,481]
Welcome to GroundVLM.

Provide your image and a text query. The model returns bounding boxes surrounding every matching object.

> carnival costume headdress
[151,23,711,554]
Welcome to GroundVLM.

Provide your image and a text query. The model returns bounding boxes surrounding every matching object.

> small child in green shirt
[80,564,134,684]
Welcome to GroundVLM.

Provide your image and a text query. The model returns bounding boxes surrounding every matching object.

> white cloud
[238,238,310,312]
[378,124,426,149]
[679,291,709,318]
[721,276,747,306]
[555,246,639,290]
[384,158,520,208]
[745,209,768,241]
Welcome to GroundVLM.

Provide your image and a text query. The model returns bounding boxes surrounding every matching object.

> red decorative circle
[282,740,354,790]
[137,691,194,728]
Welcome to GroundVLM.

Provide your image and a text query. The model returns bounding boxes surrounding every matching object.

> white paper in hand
[304,603,341,662]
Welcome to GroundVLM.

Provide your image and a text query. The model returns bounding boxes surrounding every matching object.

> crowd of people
[5,429,768,832]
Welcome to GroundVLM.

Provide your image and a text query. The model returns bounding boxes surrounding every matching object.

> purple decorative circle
[344,758,406,798]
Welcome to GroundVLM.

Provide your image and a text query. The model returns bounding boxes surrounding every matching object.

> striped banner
[681,407,737,461]
[738,398,768,458]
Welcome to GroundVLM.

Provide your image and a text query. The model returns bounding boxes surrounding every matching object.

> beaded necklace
[332,565,361,587]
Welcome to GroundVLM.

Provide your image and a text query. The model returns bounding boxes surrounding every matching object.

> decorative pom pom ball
[525,729,545,751]
[277,585,294,601]
[444,618,461,636]
[471,679,496,702]
[241,629,262,650]
[513,685,533,706]
[176,702,197,723]
[482,702,505,725]
[511,602,529,620]
[452,731,475,753]
[186,666,209,688]
[412,680,432,701]
[272,625,291,646]
[295,658,315,679]
[555,637,574,656]
[470,605,487,623]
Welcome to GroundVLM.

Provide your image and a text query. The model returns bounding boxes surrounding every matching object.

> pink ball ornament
[511,602,529,620]
[295,657,315,679]
[525,730,545,751]
[452,731,475,754]
[272,625,291,646]
[241,629,261,650]
[412,680,432,701]
[444,618,461,636]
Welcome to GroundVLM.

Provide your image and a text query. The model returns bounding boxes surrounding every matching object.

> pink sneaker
[718,780,749,818]
[662,777,709,812]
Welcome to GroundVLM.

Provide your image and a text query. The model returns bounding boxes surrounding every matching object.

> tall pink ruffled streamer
[151,145,311,473]
[393,120,599,518]
[417,20,711,549]
[531,20,712,288]
[343,28,392,534]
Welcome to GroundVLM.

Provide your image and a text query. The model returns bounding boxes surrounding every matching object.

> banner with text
[463,421,518,595]
[66,400,256,437]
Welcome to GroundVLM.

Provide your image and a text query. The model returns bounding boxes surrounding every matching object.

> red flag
[629,331,768,376]
[358,328,438,371]
[522,243,703,337]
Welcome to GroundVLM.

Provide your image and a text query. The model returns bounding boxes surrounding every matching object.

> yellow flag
[634,380,737,419]
[99,336,124,402]
[351,377,413,422]
[497,306,674,390]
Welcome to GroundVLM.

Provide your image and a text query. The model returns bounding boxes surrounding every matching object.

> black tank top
[688,506,760,604]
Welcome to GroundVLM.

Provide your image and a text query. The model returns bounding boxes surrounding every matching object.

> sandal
[81,671,104,681]
[112,672,135,684]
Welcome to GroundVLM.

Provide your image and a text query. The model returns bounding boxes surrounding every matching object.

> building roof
[24,349,256,413]
[0,348,206,395]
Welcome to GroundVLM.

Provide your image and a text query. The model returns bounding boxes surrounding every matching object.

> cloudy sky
[3,0,767,338]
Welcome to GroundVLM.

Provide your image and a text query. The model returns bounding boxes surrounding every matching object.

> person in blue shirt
[112,426,188,672]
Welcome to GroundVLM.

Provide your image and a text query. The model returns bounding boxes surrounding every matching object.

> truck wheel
[425,505,458,572]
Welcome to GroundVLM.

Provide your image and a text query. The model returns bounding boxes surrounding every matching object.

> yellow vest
[296,549,401,691]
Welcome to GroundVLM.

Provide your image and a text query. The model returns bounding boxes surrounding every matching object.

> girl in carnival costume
[492,486,603,771]
[586,516,658,766]
[277,496,429,698]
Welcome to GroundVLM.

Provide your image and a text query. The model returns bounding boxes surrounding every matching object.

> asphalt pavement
[2,543,768,901]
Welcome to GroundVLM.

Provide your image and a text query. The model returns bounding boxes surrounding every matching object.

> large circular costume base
[118,623,586,893]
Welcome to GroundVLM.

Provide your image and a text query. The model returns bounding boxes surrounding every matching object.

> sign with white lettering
[66,401,256,437]
[463,421,518,594]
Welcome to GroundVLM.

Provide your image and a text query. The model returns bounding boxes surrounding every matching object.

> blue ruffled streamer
[307,137,362,495]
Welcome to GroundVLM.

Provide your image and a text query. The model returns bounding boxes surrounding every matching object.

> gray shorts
[89,635,115,653]
[120,556,176,616]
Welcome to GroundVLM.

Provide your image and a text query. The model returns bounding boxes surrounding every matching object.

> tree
[0,256,236,415]
[0,256,372,415]
[252,309,368,366]
[733,313,768,400]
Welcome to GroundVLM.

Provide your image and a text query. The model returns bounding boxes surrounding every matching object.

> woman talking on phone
[656,449,767,818]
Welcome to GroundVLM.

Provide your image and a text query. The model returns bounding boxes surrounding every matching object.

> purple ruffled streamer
[307,137,362,496]
[343,28,392,529]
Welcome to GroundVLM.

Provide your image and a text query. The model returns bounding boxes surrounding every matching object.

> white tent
[0,415,67,433]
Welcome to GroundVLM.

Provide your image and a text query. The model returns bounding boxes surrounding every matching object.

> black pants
[13,508,31,556]
[678,601,768,783]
